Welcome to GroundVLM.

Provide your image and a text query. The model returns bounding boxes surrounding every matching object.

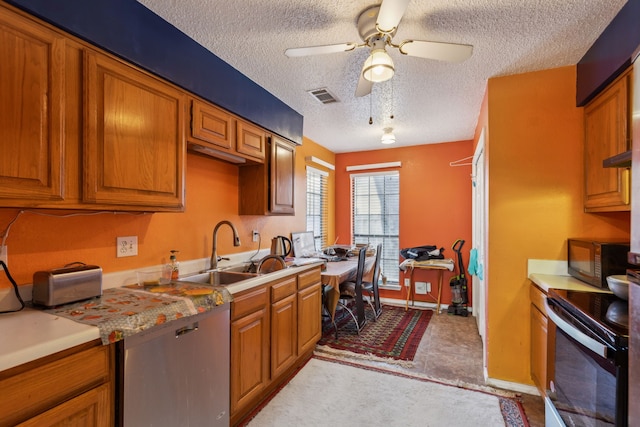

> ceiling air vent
[308,88,339,104]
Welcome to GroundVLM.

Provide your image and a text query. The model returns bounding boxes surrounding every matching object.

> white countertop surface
[529,273,613,294]
[0,308,100,372]
[0,259,321,373]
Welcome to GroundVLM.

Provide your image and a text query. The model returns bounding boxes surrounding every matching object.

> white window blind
[306,166,328,250]
[351,171,399,284]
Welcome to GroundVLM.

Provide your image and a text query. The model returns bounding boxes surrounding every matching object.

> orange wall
[0,137,334,289]
[482,65,630,385]
[334,142,474,304]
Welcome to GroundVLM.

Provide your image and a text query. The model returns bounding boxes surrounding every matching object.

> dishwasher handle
[175,322,199,338]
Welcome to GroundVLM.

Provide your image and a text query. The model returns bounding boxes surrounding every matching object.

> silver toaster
[32,264,102,307]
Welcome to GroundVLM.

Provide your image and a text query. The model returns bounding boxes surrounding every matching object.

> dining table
[321,255,376,335]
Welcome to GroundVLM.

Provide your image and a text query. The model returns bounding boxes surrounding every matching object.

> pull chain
[390,80,395,120]
[369,90,373,125]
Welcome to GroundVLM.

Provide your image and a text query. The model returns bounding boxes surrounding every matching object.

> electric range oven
[545,289,628,427]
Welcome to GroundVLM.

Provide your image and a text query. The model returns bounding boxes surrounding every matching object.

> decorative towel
[468,248,478,275]
[468,248,483,280]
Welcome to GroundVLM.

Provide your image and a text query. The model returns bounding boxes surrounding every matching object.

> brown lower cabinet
[230,266,322,426]
[0,341,113,427]
[529,283,555,395]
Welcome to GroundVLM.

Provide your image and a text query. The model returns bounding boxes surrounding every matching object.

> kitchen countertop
[0,262,321,373]
[0,308,100,372]
[529,273,613,294]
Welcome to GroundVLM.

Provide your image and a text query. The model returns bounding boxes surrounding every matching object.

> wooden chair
[361,243,383,320]
[337,247,368,334]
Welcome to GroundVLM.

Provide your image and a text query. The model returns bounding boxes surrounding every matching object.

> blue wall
[576,0,640,106]
[7,0,303,144]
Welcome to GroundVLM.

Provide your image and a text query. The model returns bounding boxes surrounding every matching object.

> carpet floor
[243,356,527,426]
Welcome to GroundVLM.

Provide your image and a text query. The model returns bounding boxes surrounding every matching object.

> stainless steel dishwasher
[115,303,230,426]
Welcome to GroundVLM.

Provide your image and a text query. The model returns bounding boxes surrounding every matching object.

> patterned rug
[317,304,433,363]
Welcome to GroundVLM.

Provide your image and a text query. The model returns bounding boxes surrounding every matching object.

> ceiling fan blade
[284,43,357,58]
[355,71,373,97]
[399,40,473,63]
[376,0,411,33]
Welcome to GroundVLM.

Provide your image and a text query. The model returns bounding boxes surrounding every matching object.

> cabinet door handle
[175,322,199,338]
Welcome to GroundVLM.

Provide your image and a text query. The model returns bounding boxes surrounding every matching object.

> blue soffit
[576,0,640,106]
[7,0,303,144]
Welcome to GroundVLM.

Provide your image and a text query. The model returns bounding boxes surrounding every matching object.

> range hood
[603,150,632,168]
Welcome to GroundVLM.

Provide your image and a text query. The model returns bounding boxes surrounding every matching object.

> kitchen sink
[179,270,258,286]
[219,263,256,274]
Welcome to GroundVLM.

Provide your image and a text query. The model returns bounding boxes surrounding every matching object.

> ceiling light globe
[363,49,394,83]
[381,129,396,144]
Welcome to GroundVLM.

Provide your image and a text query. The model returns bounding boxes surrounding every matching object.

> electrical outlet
[415,281,428,294]
[426,281,432,293]
[0,245,7,269]
[252,230,259,242]
[117,236,138,257]
[404,278,411,287]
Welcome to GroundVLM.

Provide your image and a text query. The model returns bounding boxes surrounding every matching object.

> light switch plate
[117,236,138,257]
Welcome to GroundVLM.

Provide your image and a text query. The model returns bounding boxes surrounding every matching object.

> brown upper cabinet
[188,97,266,164]
[0,4,186,212]
[0,6,65,203]
[239,135,296,215]
[584,66,631,212]
[84,49,186,210]
[236,119,267,161]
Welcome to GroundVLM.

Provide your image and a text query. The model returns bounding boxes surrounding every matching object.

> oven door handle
[544,299,608,358]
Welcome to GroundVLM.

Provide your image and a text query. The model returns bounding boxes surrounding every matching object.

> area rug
[317,304,432,365]
[241,356,529,427]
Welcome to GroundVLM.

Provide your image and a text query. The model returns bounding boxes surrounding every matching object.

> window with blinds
[351,171,399,285]
[306,166,328,250]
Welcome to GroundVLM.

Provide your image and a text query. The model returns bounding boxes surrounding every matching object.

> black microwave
[567,238,630,289]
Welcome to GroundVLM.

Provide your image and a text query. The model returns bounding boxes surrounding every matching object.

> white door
[472,129,487,371]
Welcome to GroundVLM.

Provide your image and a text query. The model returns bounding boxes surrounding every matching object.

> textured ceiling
[136,0,627,153]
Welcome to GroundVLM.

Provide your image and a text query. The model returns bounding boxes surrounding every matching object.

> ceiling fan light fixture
[363,48,394,83]
[381,127,396,144]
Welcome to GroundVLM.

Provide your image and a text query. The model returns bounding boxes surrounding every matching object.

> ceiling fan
[284,0,473,97]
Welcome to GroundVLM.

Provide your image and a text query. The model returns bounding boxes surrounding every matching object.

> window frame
[350,170,400,287]
[305,165,328,251]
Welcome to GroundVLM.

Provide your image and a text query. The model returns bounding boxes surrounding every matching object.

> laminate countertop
[529,273,613,294]
[0,262,321,373]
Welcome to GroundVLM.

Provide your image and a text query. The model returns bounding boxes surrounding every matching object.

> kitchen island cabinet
[0,340,112,427]
[584,66,631,212]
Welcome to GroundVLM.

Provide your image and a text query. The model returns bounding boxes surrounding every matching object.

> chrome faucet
[211,220,241,270]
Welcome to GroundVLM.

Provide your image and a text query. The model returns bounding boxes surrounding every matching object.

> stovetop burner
[548,288,628,349]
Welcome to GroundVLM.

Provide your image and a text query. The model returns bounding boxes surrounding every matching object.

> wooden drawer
[530,283,547,314]
[271,276,297,302]
[232,285,268,320]
[298,267,321,290]
[0,343,110,427]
